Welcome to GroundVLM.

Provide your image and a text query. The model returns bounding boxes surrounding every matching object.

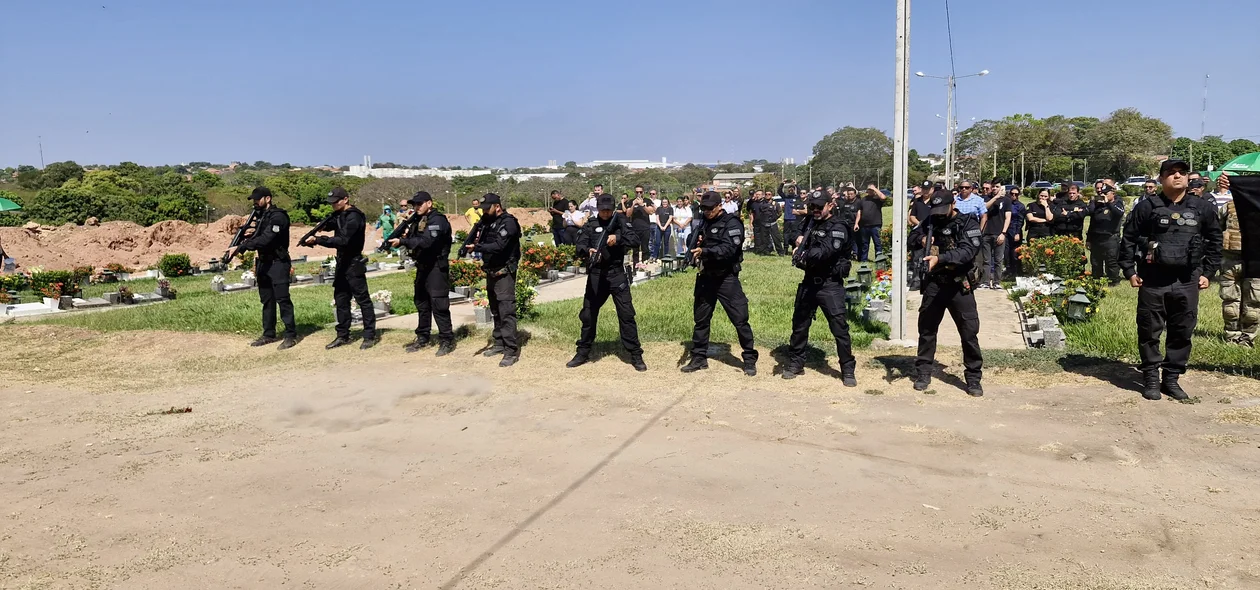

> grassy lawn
[1062,283,1260,375]
[526,255,889,352]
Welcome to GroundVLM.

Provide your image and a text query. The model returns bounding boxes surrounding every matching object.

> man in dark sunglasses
[683,191,758,376]
[783,191,857,384]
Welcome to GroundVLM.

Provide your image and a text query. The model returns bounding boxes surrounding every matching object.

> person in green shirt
[376,205,397,255]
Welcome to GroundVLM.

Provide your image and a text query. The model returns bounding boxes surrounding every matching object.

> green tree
[669,164,715,190]
[1228,139,1259,157]
[38,161,85,189]
[1080,108,1172,179]
[191,170,222,188]
[809,126,893,188]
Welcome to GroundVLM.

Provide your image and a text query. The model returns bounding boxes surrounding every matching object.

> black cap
[933,181,946,190]
[699,191,722,208]
[927,190,954,216]
[407,191,432,205]
[248,186,272,201]
[920,180,933,189]
[596,195,616,211]
[1098,184,1113,194]
[326,187,349,203]
[480,193,502,208]
[1159,159,1190,176]
[806,190,829,208]
[1188,179,1205,189]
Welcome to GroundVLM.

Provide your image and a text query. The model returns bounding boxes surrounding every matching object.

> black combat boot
[782,364,804,380]
[250,336,278,347]
[913,375,932,391]
[1141,370,1162,401]
[277,337,296,351]
[404,337,432,353]
[499,354,519,368]
[631,356,648,372]
[680,357,708,373]
[325,336,351,350]
[359,336,379,351]
[1161,371,1189,401]
[966,382,984,397]
[435,342,455,357]
[841,363,857,388]
[742,361,757,377]
[483,344,506,357]
[566,353,590,368]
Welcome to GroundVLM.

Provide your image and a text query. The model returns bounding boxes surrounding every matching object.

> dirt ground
[0,207,554,272]
[2,326,1259,589]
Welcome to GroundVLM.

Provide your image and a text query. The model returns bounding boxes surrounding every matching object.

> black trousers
[916,279,983,384]
[1087,233,1122,283]
[257,275,295,339]
[1005,236,1023,278]
[783,219,800,248]
[755,223,784,255]
[692,272,758,364]
[414,263,453,343]
[576,269,642,356]
[630,225,651,264]
[1136,277,1199,375]
[564,225,580,246]
[787,277,854,369]
[486,271,518,354]
[333,256,376,339]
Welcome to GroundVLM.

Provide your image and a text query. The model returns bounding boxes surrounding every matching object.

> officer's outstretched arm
[1200,201,1224,279]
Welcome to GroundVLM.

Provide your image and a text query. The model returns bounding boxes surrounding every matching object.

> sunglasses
[699,205,716,212]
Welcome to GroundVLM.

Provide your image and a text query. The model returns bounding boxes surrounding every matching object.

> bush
[0,273,29,292]
[556,244,577,267]
[72,265,94,286]
[1016,235,1086,279]
[30,270,77,296]
[158,253,193,277]
[520,244,572,275]
[516,269,540,319]
[449,258,485,288]
[455,229,469,243]
[237,250,255,271]
[104,262,133,274]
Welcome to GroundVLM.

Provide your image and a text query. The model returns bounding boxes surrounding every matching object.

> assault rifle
[220,208,262,265]
[791,217,813,270]
[298,211,337,247]
[587,213,624,267]
[376,212,424,253]
[463,218,487,258]
[917,221,935,292]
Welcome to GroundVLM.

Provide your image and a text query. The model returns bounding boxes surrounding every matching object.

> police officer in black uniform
[462,193,522,367]
[228,186,296,349]
[907,181,937,290]
[390,191,455,356]
[910,190,985,396]
[567,195,647,371]
[1119,159,1223,401]
[304,187,378,350]
[683,191,758,376]
[1085,183,1125,285]
[783,191,857,385]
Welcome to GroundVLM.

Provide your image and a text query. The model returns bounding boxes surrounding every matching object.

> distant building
[711,173,759,189]
[578,157,678,170]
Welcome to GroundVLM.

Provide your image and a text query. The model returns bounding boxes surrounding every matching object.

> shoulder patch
[830,230,845,237]
[595,226,604,233]
[727,229,741,236]
[710,228,718,234]
[426,224,440,230]
[499,228,508,237]
[271,225,280,233]
[965,229,981,238]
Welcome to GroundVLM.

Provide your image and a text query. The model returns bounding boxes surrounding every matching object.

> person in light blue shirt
[953,181,986,220]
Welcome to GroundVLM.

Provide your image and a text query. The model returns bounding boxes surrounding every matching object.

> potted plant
[370,290,392,315]
[472,289,492,325]
[211,275,226,293]
[634,263,649,280]
[118,285,135,304]
[240,270,256,287]
[156,278,172,298]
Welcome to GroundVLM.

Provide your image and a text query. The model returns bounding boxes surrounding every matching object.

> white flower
[371,290,392,305]
[211,275,225,285]
[241,271,255,281]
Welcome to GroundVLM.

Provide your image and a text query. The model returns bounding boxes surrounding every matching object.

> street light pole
[891,0,911,344]
[916,69,989,188]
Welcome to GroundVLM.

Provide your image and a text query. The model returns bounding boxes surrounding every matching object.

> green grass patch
[1062,284,1260,376]
[526,256,889,351]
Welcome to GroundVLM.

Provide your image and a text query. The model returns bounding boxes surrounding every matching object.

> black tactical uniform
[909,191,984,396]
[569,197,646,370]
[751,198,784,256]
[1051,193,1088,239]
[1119,160,1223,401]
[838,196,862,258]
[464,193,522,365]
[315,188,377,349]
[784,192,856,384]
[238,187,296,347]
[1085,188,1125,284]
[400,192,454,355]
[684,192,758,375]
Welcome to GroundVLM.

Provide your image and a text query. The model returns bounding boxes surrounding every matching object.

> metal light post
[889,0,912,345]
[915,69,988,188]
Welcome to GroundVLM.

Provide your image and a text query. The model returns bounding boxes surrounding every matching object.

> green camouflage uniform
[1219,200,1259,346]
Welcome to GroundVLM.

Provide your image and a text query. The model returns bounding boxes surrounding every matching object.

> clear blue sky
[4,0,1258,168]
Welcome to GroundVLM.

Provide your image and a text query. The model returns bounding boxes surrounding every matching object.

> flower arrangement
[449,258,485,288]
[211,275,225,286]
[634,262,648,272]
[157,279,171,290]
[117,285,135,304]
[1016,236,1086,280]
[865,269,893,302]
[104,262,133,274]
[520,244,574,275]
[241,270,256,282]
[471,288,490,308]
[370,290,392,305]
[39,282,64,299]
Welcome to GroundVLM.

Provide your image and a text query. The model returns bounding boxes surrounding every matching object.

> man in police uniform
[389,191,455,356]
[1051,181,1088,239]
[568,195,647,371]
[1119,159,1223,400]
[1086,183,1126,285]
[906,181,936,290]
[228,186,296,349]
[783,191,857,385]
[305,187,378,350]
[462,193,522,367]
[909,189,984,396]
[683,191,758,376]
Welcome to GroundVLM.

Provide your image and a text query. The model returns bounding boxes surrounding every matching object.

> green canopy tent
[1209,152,1260,181]
[0,197,21,212]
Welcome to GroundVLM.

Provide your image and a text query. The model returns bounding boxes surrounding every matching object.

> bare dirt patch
[2,328,1259,588]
